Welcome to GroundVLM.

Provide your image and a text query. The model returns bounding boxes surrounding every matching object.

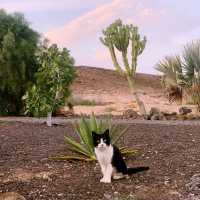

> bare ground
[0,121,200,200]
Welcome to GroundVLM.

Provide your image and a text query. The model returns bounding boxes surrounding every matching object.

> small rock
[35,172,52,181]
[103,193,112,199]
[143,114,151,120]
[187,114,198,120]
[161,111,177,119]
[57,193,64,197]
[149,107,160,117]
[148,107,166,120]
[179,107,192,115]
[123,109,139,119]
[151,114,160,120]
[151,113,165,120]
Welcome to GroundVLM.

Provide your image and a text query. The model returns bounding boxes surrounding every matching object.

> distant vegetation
[69,97,98,106]
[156,40,200,111]
[100,19,147,115]
[0,10,40,115]
[0,10,76,118]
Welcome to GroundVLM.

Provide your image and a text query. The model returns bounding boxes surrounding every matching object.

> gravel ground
[0,120,200,200]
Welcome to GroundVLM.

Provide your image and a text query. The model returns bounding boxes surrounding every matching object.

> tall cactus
[100,19,147,115]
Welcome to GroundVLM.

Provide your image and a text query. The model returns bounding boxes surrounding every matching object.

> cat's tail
[127,167,149,175]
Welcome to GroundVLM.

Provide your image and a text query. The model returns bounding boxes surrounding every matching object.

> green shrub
[23,43,76,118]
[51,113,137,161]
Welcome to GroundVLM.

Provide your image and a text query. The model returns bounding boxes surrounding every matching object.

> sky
[1,0,200,74]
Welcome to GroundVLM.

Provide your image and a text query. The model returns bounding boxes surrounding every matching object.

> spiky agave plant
[155,55,184,103]
[51,113,137,161]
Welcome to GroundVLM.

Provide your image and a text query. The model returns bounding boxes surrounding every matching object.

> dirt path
[0,121,200,200]
[1,116,200,126]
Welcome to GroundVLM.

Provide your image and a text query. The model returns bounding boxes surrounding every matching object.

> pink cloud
[45,0,135,47]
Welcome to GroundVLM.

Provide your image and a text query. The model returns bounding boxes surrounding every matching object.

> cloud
[0,0,95,12]
[45,0,135,47]
[43,0,200,74]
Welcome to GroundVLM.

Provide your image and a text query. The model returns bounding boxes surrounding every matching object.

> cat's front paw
[100,177,105,182]
[100,178,111,183]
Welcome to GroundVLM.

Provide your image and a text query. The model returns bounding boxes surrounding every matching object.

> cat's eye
[96,140,100,143]
[103,139,107,142]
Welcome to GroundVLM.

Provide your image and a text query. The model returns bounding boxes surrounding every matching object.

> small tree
[23,42,76,126]
[100,19,147,115]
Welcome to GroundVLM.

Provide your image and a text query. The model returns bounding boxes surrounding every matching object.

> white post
[47,111,52,126]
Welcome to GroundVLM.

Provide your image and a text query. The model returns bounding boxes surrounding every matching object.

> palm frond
[183,40,200,85]
[64,136,91,157]
[155,55,183,102]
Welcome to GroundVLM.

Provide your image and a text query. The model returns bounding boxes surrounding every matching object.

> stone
[149,107,160,117]
[144,114,151,120]
[123,109,139,119]
[151,114,160,120]
[179,107,192,115]
[161,111,177,120]
[162,111,177,117]
[151,113,165,120]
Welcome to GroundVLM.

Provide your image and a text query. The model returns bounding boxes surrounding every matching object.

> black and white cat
[92,129,149,183]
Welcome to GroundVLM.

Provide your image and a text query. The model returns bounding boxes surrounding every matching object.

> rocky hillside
[69,66,182,115]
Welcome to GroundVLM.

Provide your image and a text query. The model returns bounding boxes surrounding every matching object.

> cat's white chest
[95,145,113,166]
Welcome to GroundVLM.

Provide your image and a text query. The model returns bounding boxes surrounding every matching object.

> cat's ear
[104,129,109,136]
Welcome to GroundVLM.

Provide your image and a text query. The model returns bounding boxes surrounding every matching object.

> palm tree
[155,55,183,103]
[156,40,200,111]
[182,40,200,111]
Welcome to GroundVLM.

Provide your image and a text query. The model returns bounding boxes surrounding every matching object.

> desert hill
[70,66,180,115]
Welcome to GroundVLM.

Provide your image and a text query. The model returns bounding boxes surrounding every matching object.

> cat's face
[92,129,111,149]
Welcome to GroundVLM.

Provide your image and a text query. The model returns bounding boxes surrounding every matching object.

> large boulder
[148,107,165,120]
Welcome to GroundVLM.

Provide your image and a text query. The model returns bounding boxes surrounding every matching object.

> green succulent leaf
[52,114,137,162]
